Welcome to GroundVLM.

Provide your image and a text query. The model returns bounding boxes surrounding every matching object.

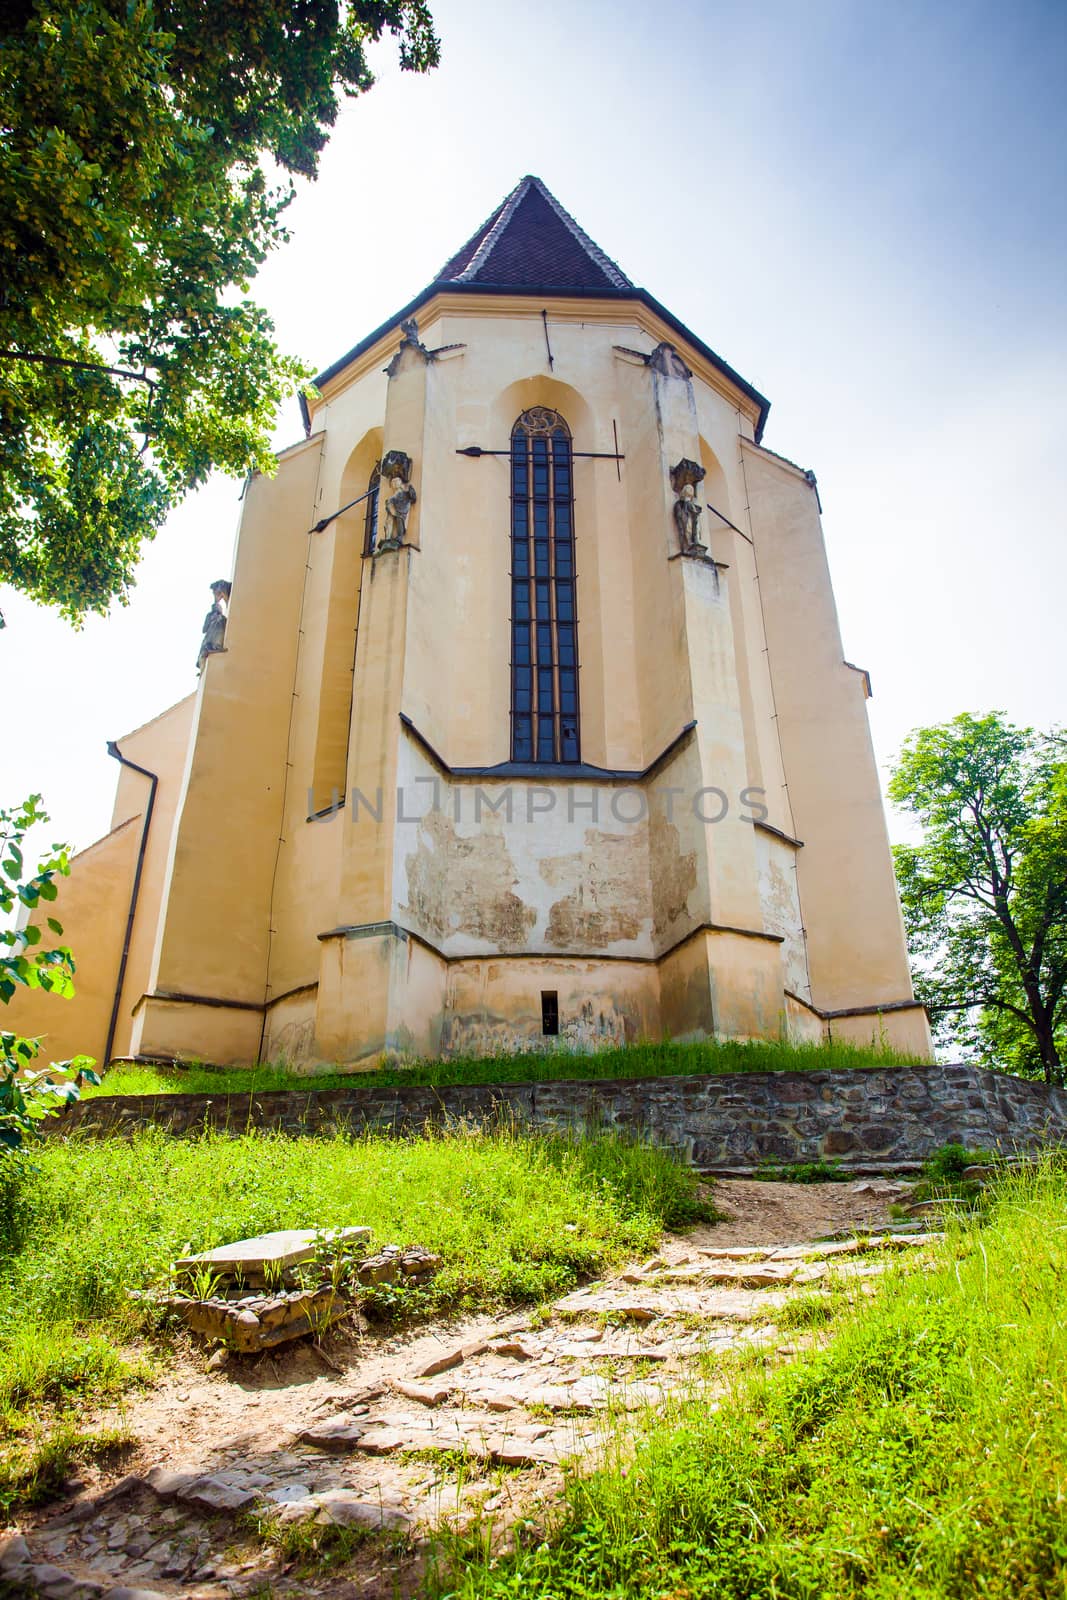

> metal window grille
[510,408,580,764]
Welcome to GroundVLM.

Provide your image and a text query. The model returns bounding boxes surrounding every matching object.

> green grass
[0,1122,709,1512]
[426,1161,1067,1600]
[755,1156,846,1183]
[85,1036,912,1098]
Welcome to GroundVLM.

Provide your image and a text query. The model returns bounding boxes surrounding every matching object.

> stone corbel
[612,340,692,379]
[385,316,466,377]
[649,341,693,379]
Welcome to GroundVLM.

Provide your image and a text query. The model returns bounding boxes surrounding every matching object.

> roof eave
[303,282,770,443]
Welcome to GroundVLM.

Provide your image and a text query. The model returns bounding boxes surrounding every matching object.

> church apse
[9,176,931,1069]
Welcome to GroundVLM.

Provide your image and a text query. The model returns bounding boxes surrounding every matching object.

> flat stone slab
[553,1286,791,1322]
[174,1226,370,1278]
[555,1341,673,1361]
[296,1414,368,1451]
[314,1492,412,1531]
[657,1263,797,1288]
[414,1338,488,1378]
[394,1378,453,1407]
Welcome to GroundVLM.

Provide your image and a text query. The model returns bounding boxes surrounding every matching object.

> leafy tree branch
[0,0,439,619]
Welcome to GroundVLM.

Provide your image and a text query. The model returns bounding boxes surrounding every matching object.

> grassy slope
[84,1037,910,1099]
[0,1125,707,1509]
[431,1165,1067,1600]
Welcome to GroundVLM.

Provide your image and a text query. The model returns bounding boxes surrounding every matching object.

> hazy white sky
[3,0,1065,856]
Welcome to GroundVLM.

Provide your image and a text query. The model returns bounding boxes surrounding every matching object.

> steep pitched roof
[433,175,632,292]
[303,177,770,440]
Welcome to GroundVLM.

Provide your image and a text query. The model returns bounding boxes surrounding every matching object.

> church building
[14,177,932,1070]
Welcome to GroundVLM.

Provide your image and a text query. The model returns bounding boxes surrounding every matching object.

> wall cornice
[306,291,767,439]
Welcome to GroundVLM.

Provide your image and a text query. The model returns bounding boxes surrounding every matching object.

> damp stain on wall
[402,811,536,951]
[540,828,649,949]
[649,810,698,943]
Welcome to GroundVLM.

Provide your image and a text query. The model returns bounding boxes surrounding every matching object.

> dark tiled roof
[303,177,770,441]
[433,176,632,292]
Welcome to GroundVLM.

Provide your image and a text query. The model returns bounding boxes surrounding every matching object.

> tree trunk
[1033,1011,1062,1084]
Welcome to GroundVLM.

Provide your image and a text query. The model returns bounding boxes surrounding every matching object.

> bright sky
[3,0,1065,857]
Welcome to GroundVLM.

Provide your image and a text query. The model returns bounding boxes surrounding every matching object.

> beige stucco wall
[4,819,139,1066]
[108,695,196,1056]
[132,435,326,1064]
[741,443,921,1010]
[5,694,195,1065]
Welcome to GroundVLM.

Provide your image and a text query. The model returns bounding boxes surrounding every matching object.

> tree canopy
[0,0,439,620]
[890,712,1067,1083]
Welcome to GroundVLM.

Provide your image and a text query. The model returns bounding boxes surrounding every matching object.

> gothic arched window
[363,462,381,555]
[510,408,579,764]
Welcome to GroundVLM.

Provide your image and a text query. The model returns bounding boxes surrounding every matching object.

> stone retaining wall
[52,1062,1067,1171]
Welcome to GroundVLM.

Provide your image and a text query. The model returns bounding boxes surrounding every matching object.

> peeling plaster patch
[541,829,649,950]
[560,997,634,1050]
[403,811,536,952]
[756,832,810,999]
[649,810,698,944]
[762,857,793,927]
[266,1015,315,1065]
[441,996,634,1057]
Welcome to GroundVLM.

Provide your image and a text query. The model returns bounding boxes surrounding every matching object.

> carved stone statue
[196,579,231,673]
[379,476,417,551]
[673,483,705,554]
[400,316,420,344]
[669,459,708,556]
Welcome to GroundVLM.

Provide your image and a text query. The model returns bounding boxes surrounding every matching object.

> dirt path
[1,1180,924,1600]
[694,1175,907,1248]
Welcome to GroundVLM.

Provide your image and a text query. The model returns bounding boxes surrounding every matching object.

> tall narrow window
[362,462,381,555]
[510,408,579,764]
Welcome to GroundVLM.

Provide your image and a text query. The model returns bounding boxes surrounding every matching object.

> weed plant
[754,1156,845,1183]
[900,1141,999,1213]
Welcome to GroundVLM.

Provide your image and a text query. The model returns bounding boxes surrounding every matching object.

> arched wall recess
[311,426,383,807]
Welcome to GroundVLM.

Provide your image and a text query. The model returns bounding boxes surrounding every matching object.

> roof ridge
[449,176,532,284]
[434,175,632,290]
[526,177,631,290]
[431,195,506,283]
